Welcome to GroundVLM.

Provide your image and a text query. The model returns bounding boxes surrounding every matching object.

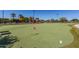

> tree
[29,17,33,23]
[40,20,45,23]
[24,17,29,23]
[54,19,59,23]
[35,18,40,23]
[51,19,55,23]
[59,17,68,23]
[11,13,16,22]
[0,18,3,23]
[35,18,39,23]
[46,20,51,23]
[71,19,79,23]
[19,14,24,23]
[3,18,9,24]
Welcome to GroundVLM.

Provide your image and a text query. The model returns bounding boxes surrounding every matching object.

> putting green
[0,23,74,48]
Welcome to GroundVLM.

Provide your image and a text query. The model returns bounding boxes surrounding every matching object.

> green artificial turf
[0,23,74,48]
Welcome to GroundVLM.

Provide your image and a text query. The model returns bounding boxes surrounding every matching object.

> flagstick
[32,10,39,35]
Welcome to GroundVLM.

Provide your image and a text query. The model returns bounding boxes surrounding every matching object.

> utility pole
[2,10,4,23]
[33,10,35,23]
[56,13,59,22]
[2,10,4,18]
[56,13,59,20]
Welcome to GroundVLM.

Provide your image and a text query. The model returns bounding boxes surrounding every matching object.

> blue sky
[0,10,79,20]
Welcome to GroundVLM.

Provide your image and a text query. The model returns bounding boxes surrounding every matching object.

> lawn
[0,23,74,48]
[64,26,79,48]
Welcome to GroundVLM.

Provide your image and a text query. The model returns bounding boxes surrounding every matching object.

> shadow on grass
[0,36,19,48]
[64,28,79,48]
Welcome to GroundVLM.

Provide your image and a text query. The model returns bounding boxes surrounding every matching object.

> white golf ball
[59,40,62,44]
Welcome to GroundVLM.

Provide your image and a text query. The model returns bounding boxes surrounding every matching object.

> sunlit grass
[64,27,79,48]
[0,23,74,48]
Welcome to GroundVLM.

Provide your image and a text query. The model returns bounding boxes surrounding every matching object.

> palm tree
[19,14,24,18]
[11,13,16,22]
[19,14,24,23]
